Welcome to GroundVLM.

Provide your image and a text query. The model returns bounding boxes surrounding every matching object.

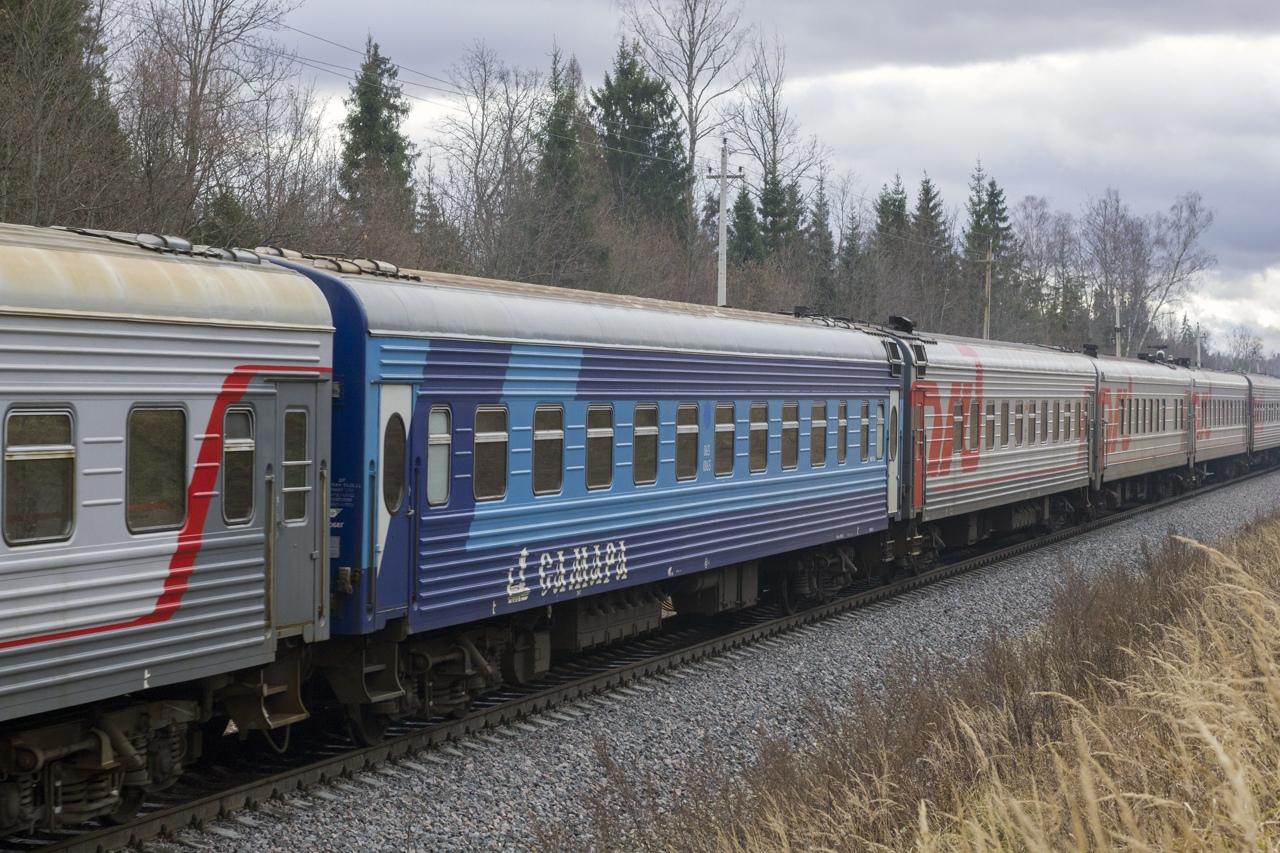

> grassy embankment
[581,513,1280,850]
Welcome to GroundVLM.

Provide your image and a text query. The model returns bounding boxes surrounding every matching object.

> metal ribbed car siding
[1191,371,1250,463]
[1097,360,1192,482]
[0,233,331,722]
[1251,374,1280,452]
[406,343,894,632]
[916,338,1095,521]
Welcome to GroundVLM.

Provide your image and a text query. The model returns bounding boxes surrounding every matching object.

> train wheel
[344,704,390,747]
[101,787,145,825]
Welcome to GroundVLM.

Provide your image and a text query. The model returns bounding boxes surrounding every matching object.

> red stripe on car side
[0,364,329,651]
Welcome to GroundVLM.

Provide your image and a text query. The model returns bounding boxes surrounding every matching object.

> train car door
[270,380,325,634]
[375,384,414,617]
[911,387,927,513]
[887,389,901,516]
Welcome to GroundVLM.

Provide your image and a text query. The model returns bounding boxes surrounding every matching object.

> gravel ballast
[176,471,1280,853]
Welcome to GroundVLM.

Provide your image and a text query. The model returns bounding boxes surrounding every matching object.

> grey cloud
[753,0,1280,74]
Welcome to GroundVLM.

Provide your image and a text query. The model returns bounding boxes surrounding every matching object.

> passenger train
[1,224,1277,833]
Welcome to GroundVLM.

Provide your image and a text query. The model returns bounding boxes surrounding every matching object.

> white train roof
[1091,353,1194,384]
[0,225,331,329]
[313,264,890,362]
[920,332,1098,376]
[1188,367,1250,391]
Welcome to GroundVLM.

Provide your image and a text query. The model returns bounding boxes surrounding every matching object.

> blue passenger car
[265,255,900,724]
[272,260,900,635]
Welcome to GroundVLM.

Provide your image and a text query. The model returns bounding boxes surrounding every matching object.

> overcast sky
[284,0,1280,353]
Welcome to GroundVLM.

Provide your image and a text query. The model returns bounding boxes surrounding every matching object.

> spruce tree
[805,177,837,310]
[531,48,606,289]
[538,48,586,192]
[872,173,910,252]
[758,168,805,256]
[728,185,763,263]
[962,161,1024,338]
[591,41,689,227]
[0,0,128,225]
[339,37,416,225]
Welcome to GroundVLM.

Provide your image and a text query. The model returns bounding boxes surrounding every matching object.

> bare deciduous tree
[116,0,305,235]
[725,31,823,193]
[1079,188,1214,356]
[1012,195,1085,346]
[435,41,544,278]
[619,0,746,182]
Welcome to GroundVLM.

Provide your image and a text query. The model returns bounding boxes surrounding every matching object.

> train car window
[223,408,255,524]
[714,403,735,477]
[427,407,451,506]
[381,412,406,514]
[782,402,799,470]
[1015,402,1024,446]
[1001,402,1011,447]
[127,408,187,532]
[1040,400,1049,443]
[888,404,899,462]
[633,404,659,486]
[984,402,996,450]
[4,411,75,545]
[1076,401,1084,440]
[586,405,614,490]
[837,402,848,465]
[473,406,508,501]
[968,401,980,452]
[532,405,564,496]
[676,403,699,481]
[811,402,827,468]
[1053,401,1061,443]
[877,402,887,461]
[749,402,768,473]
[861,401,871,462]
[952,400,964,455]
[282,410,312,522]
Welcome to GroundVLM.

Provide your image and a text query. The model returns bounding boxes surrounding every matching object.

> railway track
[13,469,1271,853]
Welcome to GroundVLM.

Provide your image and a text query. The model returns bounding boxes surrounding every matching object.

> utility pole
[1196,322,1202,368]
[982,236,992,339]
[1115,294,1123,358]
[707,137,742,308]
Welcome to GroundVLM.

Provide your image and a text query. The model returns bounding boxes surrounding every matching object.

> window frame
[127,406,189,534]
[473,405,509,502]
[427,406,452,506]
[676,402,699,482]
[714,402,735,477]
[837,402,848,465]
[749,402,769,473]
[281,409,312,524]
[782,402,799,470]
[4,408,76,546]
[223,407,256,525]
[532,404,565,496]
[811,401,827,468]
[633,403,659,486]
[585,404,614,490]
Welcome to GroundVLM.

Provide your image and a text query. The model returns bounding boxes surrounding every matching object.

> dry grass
[579,513,1280,851]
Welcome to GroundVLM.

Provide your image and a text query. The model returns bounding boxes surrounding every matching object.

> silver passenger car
[0,226,332,830]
